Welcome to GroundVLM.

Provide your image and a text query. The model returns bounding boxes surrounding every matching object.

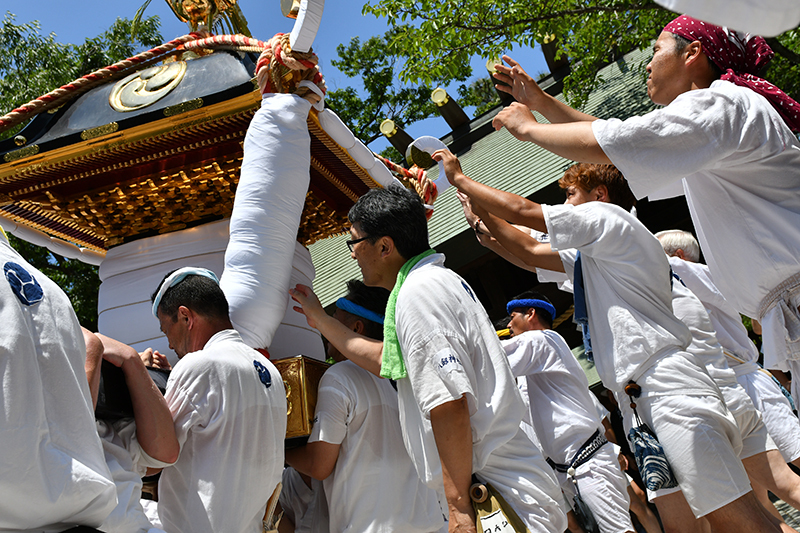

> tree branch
[767,37,800,65]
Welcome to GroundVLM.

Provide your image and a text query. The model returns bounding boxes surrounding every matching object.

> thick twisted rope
[0,32,208,133]
[255,33,325,102]
[376,154,438,207]
[0,32,329,135]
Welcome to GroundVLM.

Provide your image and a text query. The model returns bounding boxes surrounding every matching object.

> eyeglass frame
[346,235,372,253]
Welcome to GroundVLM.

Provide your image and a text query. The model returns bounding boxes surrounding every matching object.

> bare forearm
[122,357,179,464]
[83,328,103,409]
[452,175,547,232]
[431,396,475,528]
[315,313,383,377]
[480,212,565,273]
[536,92,599,124]
[517,121,610,164]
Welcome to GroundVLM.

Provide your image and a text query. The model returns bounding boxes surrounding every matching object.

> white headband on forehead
[151,267,220,318]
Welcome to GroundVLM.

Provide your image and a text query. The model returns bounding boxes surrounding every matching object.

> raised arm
[457,191,538,272]
[475,207,565,273]
[435,149,547,231]
[493,55,599,124]
[491,103,611,164]
[290,284,384,377]
[96,333,179,464]
[83,327,104,409]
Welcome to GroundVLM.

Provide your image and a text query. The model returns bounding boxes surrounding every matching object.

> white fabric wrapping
[318,108,356,149]
[220,93,313,350]
[654,0,800,36]
[98,218,323,364]
[290,0,326,53]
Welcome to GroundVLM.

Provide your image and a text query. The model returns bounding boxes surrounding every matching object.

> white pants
[559,443,634,533]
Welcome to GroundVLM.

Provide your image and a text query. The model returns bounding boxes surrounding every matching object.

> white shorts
[719,382,777,460]
[559,443,634,533]
[621,355,751,517]
[739,369,800,463]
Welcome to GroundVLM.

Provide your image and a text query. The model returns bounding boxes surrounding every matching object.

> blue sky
[6,0,548,151]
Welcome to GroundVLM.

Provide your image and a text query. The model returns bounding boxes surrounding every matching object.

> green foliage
[362,0,800,109]
[0,13,163,328]
[325,27,444,144]
[458,76,500,116]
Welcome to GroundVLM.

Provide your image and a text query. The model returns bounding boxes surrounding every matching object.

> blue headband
[152,267,220,317]
[506,299,556,322]
[336,297,385,325]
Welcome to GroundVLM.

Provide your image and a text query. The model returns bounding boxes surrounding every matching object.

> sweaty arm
[431,395,477,533]
[83,327,104,409]
[290,284,383,376]
[96,333,180,464]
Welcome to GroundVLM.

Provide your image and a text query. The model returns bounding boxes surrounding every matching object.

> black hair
[672,33,723,78]
[151,270,229,322]
[510,290,554,328]
[341,279,390,340]
[347,186,430,260]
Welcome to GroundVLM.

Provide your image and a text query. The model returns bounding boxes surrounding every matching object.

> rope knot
[255,33,326,103]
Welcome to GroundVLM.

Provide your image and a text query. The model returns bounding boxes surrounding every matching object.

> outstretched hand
[290,284,326,330]
[492,101,539,140]
[432,148,466,188]
[492,55,547,110]
[456,191,479,229]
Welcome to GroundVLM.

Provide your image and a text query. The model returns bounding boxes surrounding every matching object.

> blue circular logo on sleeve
[4,262,44,306]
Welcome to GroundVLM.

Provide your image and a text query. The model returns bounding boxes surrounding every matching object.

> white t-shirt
[145,329,287,533]
[542,202,692,392]
[670,270,739,388]
[395,254,566,533]
[503,329,603,463]
[309,360,445,533]
[97,419,170,533]
[593,80,800,320]
[669,259,760,366]
[0,237,117,531]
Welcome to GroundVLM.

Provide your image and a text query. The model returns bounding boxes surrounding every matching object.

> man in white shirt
[432,154,785,532]
[286,279,445,533]
[147,267,287,533]
[503,291,634,533]
[489,14,800,412]
[290,186,566,533]
[0,227,117,532]
[657,230,800,465]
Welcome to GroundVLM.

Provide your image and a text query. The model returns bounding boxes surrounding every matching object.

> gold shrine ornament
[109,62,188,112]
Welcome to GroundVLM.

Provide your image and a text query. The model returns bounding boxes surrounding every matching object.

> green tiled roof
[309,47,656,306]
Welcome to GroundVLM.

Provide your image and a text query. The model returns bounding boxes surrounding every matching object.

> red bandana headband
[663,15,800,132]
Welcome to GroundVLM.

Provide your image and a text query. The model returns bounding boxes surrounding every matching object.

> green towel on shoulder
[381,249,436,379]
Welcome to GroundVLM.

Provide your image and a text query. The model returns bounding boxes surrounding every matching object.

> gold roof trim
[0,90,261,186]
[306,110,378,190]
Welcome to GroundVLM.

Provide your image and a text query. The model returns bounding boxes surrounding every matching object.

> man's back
[156,329,286,533]
[312,360,444,533]
[0,237,116,531]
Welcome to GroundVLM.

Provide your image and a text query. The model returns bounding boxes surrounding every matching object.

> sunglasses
[346,235,371,253]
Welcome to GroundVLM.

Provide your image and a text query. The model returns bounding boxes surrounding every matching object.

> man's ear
[594,184,609,203]
[352,320,365,335]
[377,235,395,258]
[684,40,703,66]
[177,305,194,327]
[676,248,686,260]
